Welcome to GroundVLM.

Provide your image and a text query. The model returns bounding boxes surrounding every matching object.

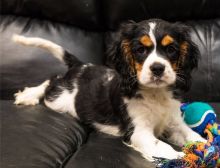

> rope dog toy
[156,102,220,168]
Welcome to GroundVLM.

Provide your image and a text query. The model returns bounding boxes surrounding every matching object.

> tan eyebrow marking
[161,35,174,46]
[140,35,153,47]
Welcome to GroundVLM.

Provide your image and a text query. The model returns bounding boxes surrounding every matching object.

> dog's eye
[135,47,146,54]
[166,45,177,55]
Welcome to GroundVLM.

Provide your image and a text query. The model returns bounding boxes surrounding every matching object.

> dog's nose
[150,63,165,77]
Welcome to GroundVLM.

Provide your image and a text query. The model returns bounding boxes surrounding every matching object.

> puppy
[13,19,205,161]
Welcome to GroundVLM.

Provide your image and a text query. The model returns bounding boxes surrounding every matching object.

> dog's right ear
[105,20,138,97]
[105,20,137,68]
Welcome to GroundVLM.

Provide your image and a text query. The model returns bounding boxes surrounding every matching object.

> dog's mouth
[152,76,163,83]
[141,75,174,88]
[150,76,166,86]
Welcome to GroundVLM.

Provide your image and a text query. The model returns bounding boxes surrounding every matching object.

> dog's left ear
[174,23,200,93]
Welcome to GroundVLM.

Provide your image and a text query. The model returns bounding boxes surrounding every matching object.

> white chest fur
[125,88,181,137]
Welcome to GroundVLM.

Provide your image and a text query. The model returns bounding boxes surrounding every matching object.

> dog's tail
[12,34,83,68]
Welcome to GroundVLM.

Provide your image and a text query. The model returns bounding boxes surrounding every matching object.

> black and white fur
[13,19,205,161]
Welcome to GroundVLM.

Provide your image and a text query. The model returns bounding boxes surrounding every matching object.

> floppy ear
[174,24,200,93]
[105,20,137,67]
[105,20,138,97]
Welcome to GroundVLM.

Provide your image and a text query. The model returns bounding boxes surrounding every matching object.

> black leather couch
[1,0,220,168]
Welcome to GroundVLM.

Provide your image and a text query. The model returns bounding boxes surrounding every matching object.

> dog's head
[106,19,199,97]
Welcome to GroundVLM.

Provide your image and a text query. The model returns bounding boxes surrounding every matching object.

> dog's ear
[174,23,200,93]
[105,20,138,97]
[105,20,137,67]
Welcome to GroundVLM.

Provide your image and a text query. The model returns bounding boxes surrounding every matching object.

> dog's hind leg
[14,80,50,106]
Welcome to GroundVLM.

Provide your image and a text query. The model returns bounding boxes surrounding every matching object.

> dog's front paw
[14,87,40,106]
[186,132,206,143]
[155,151,184,160]
[152,146,184,160]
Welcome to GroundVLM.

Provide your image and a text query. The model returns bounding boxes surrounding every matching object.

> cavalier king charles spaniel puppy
[13,19,205,161]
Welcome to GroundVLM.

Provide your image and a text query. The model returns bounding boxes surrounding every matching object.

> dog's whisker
[176,77,186,84]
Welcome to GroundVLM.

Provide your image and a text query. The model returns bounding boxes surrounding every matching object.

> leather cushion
[65,133,154,168]
[1,0,102,30]
[2,0,220,31]
[102,0,220,30]
[184,19,220,102]
[1,100,88,168]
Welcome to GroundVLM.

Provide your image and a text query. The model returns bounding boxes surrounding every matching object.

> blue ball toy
[180,102,217,136]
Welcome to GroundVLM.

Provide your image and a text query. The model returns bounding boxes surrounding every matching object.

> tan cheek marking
[180,41,188,57]
[172,41,189,71]
[135,62,143,79]
[121,40,135,72]
[179,41,188,66]
[172,62,178,71]
[140,35,153,47]
[122,40,144,77]
[121,40,130,55]
[161,35,174,46]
